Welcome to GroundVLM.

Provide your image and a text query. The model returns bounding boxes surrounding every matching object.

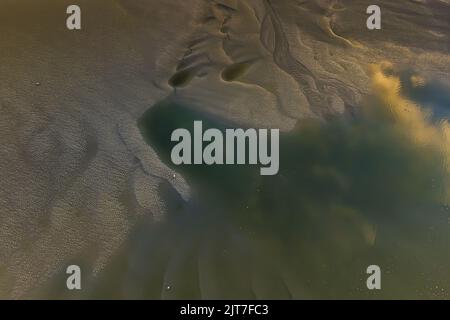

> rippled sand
[0,0,449,299]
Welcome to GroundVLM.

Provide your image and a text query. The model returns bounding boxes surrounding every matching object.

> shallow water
[24,85,450,299]
[101,96,449,299]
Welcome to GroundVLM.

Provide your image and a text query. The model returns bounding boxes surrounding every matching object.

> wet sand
[0,0,449,298]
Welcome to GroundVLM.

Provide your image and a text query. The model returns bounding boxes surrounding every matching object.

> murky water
[101,92,449,299]
[31,82,450,299]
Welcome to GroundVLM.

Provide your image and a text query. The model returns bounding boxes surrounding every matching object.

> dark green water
[122,97,449,299]
[138,100,260,216]
[40,96,449,299]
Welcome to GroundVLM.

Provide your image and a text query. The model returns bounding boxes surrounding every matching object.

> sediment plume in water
[0,0,449,298]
